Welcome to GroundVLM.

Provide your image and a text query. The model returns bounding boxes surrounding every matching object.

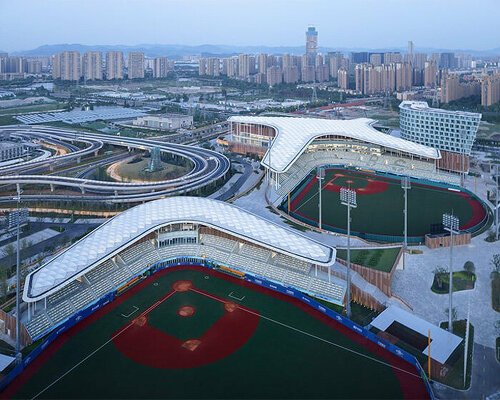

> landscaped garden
[431,262,476,294]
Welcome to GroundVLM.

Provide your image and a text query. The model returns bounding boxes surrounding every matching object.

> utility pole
[401,176,411,268]
[340,187,357,319]
[317,167,325,230]
[443,213,460,334]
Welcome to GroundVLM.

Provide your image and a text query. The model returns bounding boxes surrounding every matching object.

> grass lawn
[336,247,400,273]
[115,157,191,182]
[492,274,500,312]
[431,271,476,294]
[439,320,474,390]
[0,115,19,126]
[0,103,64,115]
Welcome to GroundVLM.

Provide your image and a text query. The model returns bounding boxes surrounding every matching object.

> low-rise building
[133,114,193,130]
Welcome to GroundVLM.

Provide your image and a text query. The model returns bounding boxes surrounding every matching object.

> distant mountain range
[5,43,500,58]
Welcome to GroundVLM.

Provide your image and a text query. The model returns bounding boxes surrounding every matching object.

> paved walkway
[392,229,499,349]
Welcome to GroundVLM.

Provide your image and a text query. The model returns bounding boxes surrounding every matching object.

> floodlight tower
[317,167,325,230]
[13,189,23,363]
[460,130,466,187]
[443,213,460,334]
[340,187,357,318]
[401,176,411,268]
[494,164,499,241]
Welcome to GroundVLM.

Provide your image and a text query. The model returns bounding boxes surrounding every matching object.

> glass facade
[399,101,481,155]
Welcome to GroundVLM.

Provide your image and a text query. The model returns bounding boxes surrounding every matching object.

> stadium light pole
[401,176,411,269]
[460,130,466,187]
[13,189,23,364]
[494,164,499,242]
[443,213,459,334]
[317,167,325,230]
[340,187,357,319]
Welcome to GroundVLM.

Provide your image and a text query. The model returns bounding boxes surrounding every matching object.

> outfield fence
[0,258,434,399]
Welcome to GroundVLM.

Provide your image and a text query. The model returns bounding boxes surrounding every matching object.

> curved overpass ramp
[0,125,230,203]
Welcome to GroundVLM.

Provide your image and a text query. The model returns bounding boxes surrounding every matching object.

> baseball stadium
[0,197,432,399]
[226,116,489,242]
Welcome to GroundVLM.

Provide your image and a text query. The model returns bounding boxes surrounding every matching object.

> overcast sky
[0,0,498,52]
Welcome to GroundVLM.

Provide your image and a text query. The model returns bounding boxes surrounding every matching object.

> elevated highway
[0,125,230,203]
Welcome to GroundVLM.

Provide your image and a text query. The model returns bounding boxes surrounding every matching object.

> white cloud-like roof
[229,116,440,173]
[24,197,334,301]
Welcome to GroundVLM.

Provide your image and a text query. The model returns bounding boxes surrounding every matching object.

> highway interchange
[0,125,230,203]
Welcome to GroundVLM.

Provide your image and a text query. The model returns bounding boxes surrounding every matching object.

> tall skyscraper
[337,69,349,90]
[53,51,81,81]
[305,26,318,66]
[407,41,414,60]
[153,57,169,78]
[128,52,145,79]
[266,66,282,86]
[424,60,438,88]
[106,51,124,80]
[83,51,102,81]
[258,54,268,73]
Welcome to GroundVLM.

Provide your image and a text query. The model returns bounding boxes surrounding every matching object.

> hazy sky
[0,0,498,52]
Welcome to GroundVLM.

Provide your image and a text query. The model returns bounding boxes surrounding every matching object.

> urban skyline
[1,0,499,52]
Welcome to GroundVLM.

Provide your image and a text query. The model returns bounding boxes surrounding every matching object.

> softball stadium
[0,197,432,399]
[226,116,489,242]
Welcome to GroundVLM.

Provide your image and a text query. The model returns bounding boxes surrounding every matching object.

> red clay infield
[111,285,260,369]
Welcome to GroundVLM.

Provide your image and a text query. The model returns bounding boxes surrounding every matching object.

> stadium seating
[240,244,271,262]
[274,148,460,200]
[119,241,156,264]
[25,312,52,340]
[47,279,83,306]
[275,254,311,273]
[90,278,114,298]
[283,270,311,291]
[85,259,116,283]
[201,234,238,252]
[70,287,96,311]
[310,278,345,302]
[46,300,74,324]
[109,267,134,287]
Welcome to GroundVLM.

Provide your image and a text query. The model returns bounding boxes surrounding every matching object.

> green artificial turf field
[285,168,487,241]
[6,266,428,399]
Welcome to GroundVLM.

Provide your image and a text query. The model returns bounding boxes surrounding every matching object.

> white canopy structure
[23,197,335,302]
[228,116,441,173]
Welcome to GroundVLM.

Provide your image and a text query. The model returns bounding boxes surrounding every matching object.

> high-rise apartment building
[53,51,81,81]
[199,58,207,75]
[338,69,349,90]
[424,61,438,88]
[83,51,102,81]
[266,66,282,87]
[384,52,402,64]
[238,54,250,78]
[258,54,268,73]
[395,62,412,91]
[481,74,500,106]
[283,66,299,84]
[328,52,343,79]
[369,53,382,66]
[128,52,144,79]
[153,57,169,78]
[305,26,318,66]
[441,73,480,103]
[439,52,457,69]
[106,51,124,80]
[413,53,428,70]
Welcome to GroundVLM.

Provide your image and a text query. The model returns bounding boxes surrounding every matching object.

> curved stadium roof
[24,197,335,302]
[228,116,441,173]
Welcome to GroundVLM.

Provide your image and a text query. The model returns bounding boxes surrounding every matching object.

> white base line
[228,291,245,301]
[31,290,176,400]
[120,306,139,318]
[190,288,422,380]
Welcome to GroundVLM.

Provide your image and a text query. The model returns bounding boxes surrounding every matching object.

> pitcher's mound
[178,305,196,317]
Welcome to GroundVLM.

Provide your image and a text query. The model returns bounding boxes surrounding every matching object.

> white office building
[399,101,481,172]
